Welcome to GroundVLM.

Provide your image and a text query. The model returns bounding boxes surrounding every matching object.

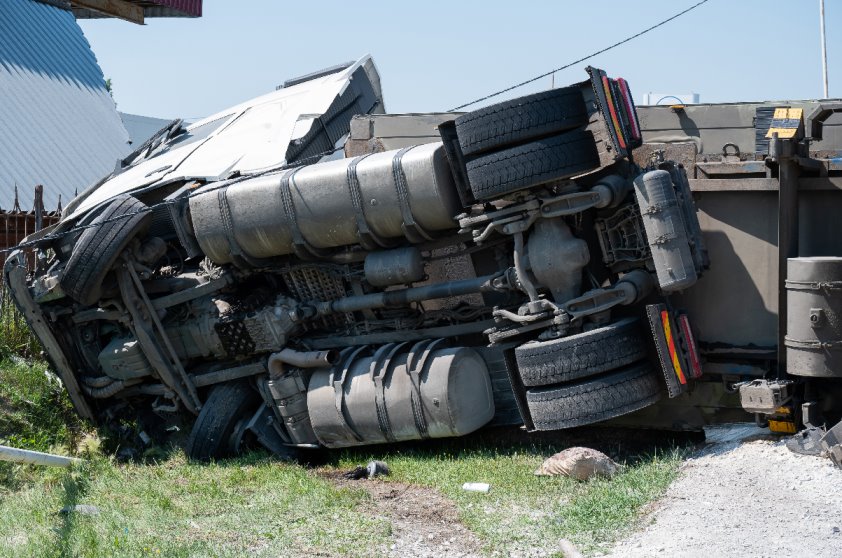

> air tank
[633,169,697,292]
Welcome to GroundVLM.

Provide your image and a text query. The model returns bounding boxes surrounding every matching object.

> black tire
[526,362,662,431]
[515,318,648,387]
[465,130,600,200]
[455,87,588,157]
[186,381,261,461]
[60,195,152,306]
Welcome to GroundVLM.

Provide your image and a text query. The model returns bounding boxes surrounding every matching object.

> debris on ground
[786,426,826,456]
[821,419,842,468]
[59,504,100,516]
[534,447,621,480]
[367,460,390,478]
[343,460,391,479]
[461,482,490,493]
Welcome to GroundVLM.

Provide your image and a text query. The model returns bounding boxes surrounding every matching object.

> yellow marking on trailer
[766,107,804,139]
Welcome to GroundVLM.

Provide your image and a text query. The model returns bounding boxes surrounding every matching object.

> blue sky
[80,0,840,120]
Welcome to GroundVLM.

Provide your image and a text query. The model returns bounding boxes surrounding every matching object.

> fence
[0,185,62,357]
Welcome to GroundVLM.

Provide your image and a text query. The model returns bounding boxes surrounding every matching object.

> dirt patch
[324,471,483,558]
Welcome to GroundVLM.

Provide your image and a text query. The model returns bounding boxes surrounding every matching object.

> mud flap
[646,303,703,398]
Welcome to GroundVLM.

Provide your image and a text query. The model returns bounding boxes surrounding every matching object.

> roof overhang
[37,0,202,24]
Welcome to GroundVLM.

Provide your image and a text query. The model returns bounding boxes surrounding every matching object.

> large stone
[534,447,621,480]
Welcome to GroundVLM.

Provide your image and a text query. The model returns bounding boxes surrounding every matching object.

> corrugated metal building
[0,0,131,212]
[0,0,203,213]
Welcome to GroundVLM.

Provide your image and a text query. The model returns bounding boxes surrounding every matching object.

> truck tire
[525,362,662,431]
[465,130,600,200]
[455,87,588,157]
[515,318,647,387]
[186,381,261,461]
[60,195,152,306]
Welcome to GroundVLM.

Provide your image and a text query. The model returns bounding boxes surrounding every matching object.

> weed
[0,359,81,450]
[0,291,39,359]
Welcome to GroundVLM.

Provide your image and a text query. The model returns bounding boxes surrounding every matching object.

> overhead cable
[448,0,712,112]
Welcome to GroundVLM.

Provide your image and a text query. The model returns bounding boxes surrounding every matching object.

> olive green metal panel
[672,192,779,347]
[637,100,842,157]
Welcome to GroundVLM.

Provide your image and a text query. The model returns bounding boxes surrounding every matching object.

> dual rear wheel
[515,318,663,430]
[454,87,601,201]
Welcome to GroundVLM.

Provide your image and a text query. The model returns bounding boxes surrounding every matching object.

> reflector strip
[661,310,686,384]
[601,76,627,149]
[678,314,703,379]
[616,78,641,141]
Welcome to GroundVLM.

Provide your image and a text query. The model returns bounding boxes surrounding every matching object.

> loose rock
[535,447,621,480]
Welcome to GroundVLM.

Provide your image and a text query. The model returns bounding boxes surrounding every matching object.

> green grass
[328,435,686,556]
[0,441,684,558]
[0,292,40,359]
[0,452,389,558]
[0,359,82,452]
[0,358,689,557]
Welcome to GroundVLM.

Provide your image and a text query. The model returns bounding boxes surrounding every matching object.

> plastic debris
[535,447,621,480]
[366,460,390,478]
[59,504,100,516]
[343,460,390,479]
[786,427,826,456]
[461,482,490,493]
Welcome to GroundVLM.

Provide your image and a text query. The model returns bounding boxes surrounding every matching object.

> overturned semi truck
[7,56,760,460]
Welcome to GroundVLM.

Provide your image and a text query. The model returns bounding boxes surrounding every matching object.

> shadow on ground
[312,424,706,470]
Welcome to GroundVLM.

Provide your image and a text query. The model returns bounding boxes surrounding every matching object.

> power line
[448,0,712,112]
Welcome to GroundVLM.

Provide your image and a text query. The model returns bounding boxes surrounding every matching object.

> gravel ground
[600,425,842,558]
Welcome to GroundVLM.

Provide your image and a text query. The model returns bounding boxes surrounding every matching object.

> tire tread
[526,363,662,430]
[516,318,647,386]
[455,87,588,156]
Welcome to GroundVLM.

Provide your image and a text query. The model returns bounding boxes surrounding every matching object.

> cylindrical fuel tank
[189,143,461,264]
[306,343,495,448]
[786,257,842,377]
[633,169,697,292]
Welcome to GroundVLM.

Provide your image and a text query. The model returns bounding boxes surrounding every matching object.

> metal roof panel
[0,0,130,212]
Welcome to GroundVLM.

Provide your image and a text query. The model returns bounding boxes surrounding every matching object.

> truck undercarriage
[20,57,832,461]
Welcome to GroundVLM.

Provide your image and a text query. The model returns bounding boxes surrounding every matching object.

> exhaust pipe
[268,348,339,378]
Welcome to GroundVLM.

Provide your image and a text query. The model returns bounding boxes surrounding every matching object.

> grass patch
[0,292,40,359]
[0,359,81,452]
[0,358,690,556]
[0,451,390,558]
[329,432,688,556]
[0,357,85,490]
